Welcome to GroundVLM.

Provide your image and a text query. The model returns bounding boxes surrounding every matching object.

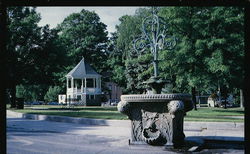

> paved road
[7,116,172,154]
[7,114,244,154]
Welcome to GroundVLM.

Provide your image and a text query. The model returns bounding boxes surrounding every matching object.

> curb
[7,110,244,129]
[7,110,130,127]
[184,121,244,130]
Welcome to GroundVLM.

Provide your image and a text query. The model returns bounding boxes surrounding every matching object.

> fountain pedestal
[118,94,193,148]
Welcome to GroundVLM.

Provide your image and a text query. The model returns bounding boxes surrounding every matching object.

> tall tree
[159,7,244,108]
[6,7,69,106]
[203,7,244,107]
[108,8,152,93]
[160,7,212,110]
[57,9,109,75]
[6,7,42,107]
[108,6,244,103]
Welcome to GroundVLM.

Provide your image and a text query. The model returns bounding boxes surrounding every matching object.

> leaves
[110,7,244,95]
[44,86,63,102]
[57,9,108,72]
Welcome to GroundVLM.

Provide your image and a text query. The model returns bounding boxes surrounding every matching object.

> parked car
[31,101,41,105]
[219,99,233,107]
[208,97,233,107]
[38,101,45,105]
[48,102,59,105]
[24,102,32,105]
[111,102,118,106]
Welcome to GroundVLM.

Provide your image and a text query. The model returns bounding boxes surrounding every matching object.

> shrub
[44,86,63,102]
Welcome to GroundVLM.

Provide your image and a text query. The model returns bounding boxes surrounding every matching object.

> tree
[203,7,244,107]
[57,9,109,75]
[110,7,244,103]
[6,7,69,107]
[44,86,62,102]
[6,7,42,107]
[16,84,47,102]
[159,7,244,109]
[106,32,127,88]
[108,8,152,93]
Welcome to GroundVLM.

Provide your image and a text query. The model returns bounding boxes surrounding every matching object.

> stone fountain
[117,7,193,148]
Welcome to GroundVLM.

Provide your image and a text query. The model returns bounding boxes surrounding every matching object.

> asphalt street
[7,116,173,154]
[7,113,244,154]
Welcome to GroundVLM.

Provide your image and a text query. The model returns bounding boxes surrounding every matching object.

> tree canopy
[57,9,109,74]
[108,7,244,107]
[6,7,244,107]
[6,7,68,105]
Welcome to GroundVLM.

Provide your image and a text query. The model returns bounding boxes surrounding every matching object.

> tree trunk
[10,85,16,108]
[192,87,197,110]
[224,100,227,109]
[240,89,244,108]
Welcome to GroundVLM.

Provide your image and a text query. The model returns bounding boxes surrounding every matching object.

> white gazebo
[63,58,102,106]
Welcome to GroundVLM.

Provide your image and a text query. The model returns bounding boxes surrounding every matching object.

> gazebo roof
[66,58,101,78]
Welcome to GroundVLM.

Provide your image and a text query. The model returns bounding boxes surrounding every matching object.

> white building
[105,82,122,103]
[59,58,102,106]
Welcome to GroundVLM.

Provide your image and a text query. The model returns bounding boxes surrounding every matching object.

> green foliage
[16,84,47,102]
[6,7,42,85]
[6,7,69,107]
[108,8,152,93]
[106,55,127,88]
[7,7,68,86]
[159,7,244,95]
[57,9,109,75]
[7,7,244,107]
[44,86,63,102]
[109,6,244,97]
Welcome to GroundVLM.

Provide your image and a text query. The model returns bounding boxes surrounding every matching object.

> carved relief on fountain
[118,94,192,147]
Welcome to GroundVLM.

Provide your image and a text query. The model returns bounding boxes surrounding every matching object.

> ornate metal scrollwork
[132,7,177,78]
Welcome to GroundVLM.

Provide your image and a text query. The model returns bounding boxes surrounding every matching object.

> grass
[7,105,244,122]
[184,107,244,122]
[8,105,128,120]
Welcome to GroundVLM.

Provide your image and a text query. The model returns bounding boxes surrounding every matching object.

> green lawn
[184,107,244,122]
[7,105,244,122]
[8,105,128,120]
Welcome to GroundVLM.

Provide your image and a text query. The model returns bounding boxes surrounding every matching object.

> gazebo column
[84,78,87,93]
[95,78,99,88]
[98,78,101,88]
[71,77,74,91]
[81,79,83,93]
[99,78,102,89]
[66,78,68,90]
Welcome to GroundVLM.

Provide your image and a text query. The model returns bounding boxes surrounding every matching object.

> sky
[36,7,140,36]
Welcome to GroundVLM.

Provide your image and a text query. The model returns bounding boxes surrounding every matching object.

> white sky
[36,7,141,36]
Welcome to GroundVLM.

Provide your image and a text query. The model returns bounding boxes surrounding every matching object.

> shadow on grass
[31,107,118,112]
[21,111,128,120]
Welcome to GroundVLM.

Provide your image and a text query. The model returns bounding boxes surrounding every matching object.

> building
[59,58,102,106]
[196,96,209,107]
[105,82,122,104]
[58,94,66,104]
[207,94,234,107]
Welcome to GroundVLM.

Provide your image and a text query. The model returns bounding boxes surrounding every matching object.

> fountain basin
[118,94,193,147]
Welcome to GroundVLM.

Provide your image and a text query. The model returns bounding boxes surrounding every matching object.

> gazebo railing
[66,98,86,106]
[68,87,101,94]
